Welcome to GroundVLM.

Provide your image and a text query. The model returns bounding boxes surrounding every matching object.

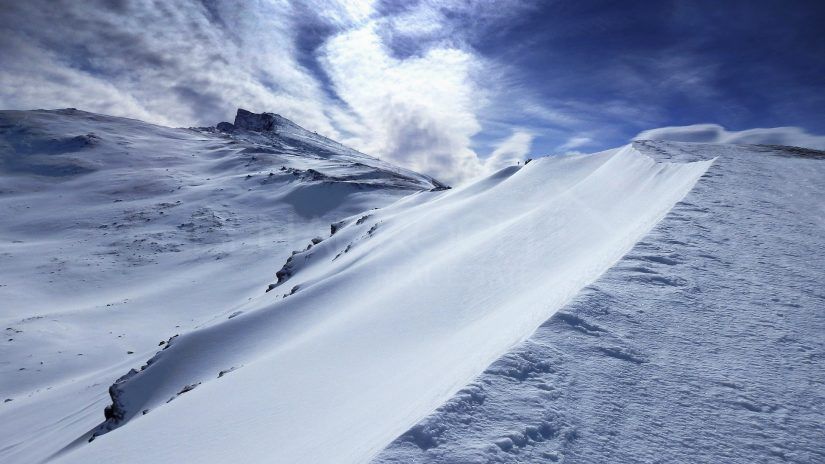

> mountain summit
[210,108,447,190]
[217,108,301,133]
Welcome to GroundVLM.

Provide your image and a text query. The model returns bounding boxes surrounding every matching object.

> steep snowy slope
[48,145,712,464]
[374,141,825,464]
[0,108,440,463]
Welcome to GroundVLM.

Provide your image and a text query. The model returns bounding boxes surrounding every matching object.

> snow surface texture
[374,141,825,464]
[0,108,440,463]
[30,140,712,463]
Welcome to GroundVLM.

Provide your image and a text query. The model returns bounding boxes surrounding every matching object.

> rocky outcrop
[230,109,295,133]
[210,108,448,191]
[216,121,234,132]
[215,109,295,133]
[88,334,180,441]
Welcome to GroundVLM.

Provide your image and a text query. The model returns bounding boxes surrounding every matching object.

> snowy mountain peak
[219,108,298,133]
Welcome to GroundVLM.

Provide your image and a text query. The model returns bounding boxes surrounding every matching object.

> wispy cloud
[485,131,534,170]
[0,0,536,184]
[558,136,593,152]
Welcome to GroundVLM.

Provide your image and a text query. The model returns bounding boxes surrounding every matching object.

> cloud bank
[635,124,825,150]
[0,0,531,184]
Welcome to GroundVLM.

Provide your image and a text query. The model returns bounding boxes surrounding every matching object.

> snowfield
[374,141,825,464]
[0,108,439,463]
[3,109,818,464]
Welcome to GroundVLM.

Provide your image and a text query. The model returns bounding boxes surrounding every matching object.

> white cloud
[558,135,593,152]
[635,124,825,150]
[485,131,534,170]
[317,0,377,26]
[320,22,493,183]
[388,4,445,36]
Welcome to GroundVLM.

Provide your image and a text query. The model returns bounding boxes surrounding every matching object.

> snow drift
[56,145,713,463]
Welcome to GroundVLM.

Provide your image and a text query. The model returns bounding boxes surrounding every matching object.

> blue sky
[466,0,825,155]
[1,0,823,182]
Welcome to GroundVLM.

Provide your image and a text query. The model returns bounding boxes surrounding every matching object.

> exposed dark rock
[306,169,328,181]
[177,383,199,395]
[232,108,295,133]
[218,367,238,378]
[330,219,348,236]
[89,333,181,441]
[429,179,451,191]
[216,121,234,132]
[274,258,294,285]
[90,367,140,441]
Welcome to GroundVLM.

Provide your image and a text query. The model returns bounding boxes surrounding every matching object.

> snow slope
[0,108,440,463]
[373,141,825,464]
[43,144,712,463]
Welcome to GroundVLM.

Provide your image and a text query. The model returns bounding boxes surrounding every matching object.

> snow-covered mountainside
[7,110,812,464]
[374,141,825,464]
[0,108,441,463]
[7,133,711,464]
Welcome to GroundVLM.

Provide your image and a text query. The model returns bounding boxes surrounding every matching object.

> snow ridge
[61,145,712,464]
[373,141,825,463]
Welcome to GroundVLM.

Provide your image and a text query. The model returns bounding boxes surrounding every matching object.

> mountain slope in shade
[373,141,825,464]
[48,145,712,464]
[0,108,441,464]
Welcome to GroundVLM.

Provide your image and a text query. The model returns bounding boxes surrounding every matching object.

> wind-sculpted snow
[56,146,712,464]
[374,141,825,464]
